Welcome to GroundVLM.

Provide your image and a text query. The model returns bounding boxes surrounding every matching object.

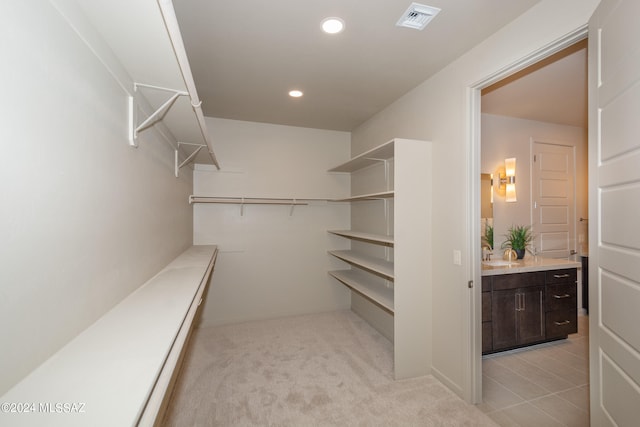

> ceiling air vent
[396,2,441,30]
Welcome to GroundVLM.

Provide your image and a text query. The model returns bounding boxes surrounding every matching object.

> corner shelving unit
[327,138,432,380]
[328,270,394,313]
[328,250,394,280]
[328,230,394,246]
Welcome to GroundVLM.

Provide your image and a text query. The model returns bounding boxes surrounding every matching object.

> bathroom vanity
[482,258,581,354]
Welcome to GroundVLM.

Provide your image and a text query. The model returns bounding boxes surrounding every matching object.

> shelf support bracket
[128,83,188,147]
[174,142,206,178]
[289,199,297,216]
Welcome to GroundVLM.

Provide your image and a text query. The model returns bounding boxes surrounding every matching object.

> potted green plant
[501,225,533,259]
[482,224,494,250]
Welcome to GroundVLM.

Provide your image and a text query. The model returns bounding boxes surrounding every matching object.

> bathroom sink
[482,260,518,267]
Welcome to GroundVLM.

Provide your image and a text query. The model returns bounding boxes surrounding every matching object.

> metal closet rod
[157,0,220,170]
[189,196,334,205]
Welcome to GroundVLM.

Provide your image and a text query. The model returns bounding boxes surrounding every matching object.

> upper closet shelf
[189,196,332,205]
[71,0,220,174]
[332,190,394,202]
[328,140,395,173]
[189,196,333,216]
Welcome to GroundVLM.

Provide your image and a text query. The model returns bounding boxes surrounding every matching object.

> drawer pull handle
[554,320,571,326]
[553,274,570,278]
[553,294,571,299]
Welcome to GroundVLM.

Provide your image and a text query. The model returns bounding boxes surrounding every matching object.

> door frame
[466,26,589,403]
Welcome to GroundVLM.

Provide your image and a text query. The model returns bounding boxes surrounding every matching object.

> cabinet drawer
[545,310,578,339]
[546,283,577,312]
[492,272,545,291]
[482,292,491,322]
[545,269,577,285]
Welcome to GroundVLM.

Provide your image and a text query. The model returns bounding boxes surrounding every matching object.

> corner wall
[0,1,193,394]
[193,118,352,326]
[350,0,599,400]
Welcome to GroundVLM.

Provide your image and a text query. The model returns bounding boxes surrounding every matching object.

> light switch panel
[453,249,462,265]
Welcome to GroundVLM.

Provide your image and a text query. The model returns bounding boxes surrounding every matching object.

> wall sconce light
[490,173,494,204]
[499,157,517,202]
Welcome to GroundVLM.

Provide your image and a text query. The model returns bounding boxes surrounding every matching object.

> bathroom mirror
[481,173,493,219]
[481,173,494,248]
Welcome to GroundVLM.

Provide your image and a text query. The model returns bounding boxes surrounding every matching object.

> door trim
[466,25,589,404]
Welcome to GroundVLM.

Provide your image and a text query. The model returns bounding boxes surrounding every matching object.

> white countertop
[482,256,581,276]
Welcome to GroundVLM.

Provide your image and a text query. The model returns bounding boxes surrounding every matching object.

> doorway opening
[468,28,590,416]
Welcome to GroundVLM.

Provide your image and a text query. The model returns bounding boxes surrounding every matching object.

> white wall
[194,118,352,325]
[0,1,193,394]
[481,114,588,253]
[350,0,599,399]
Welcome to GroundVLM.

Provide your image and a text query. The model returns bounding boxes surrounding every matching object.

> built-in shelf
[329,270,394,313]
[328,140,395,173]
[332,190,394,202]
[71,0,220,172]
[328,250,394,280]
[326,138,431,380]
[328,230,394,246]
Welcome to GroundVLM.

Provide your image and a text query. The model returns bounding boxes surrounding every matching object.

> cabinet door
[518,286,545,345]
[491,289,518,350]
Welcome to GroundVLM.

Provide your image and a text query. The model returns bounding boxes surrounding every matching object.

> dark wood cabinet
[544,269,578,339]
[490,271,545,351]
[482,268,577,354]
[516,286,545,344]
[482,278,492,353]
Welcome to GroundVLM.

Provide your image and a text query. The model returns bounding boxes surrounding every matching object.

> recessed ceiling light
[321,17,344,34]
[289,90,303,98]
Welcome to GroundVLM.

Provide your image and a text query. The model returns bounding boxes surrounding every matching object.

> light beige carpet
[162,310,497,426]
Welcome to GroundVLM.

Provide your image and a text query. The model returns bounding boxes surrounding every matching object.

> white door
[531,141,575,259]
[589,0,640,424]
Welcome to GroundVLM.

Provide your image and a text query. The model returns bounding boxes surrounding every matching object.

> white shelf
[0,246,218,427]
[70,0,219,168]
[328,140,395,172]
[328,250,394,280]
[332,190,394,202]
[328,230,394,246]
[329,270,394,313]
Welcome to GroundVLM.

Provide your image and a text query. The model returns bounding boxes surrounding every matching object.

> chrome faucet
[482,246,493,261]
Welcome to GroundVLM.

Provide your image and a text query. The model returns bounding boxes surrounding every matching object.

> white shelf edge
[328,250,394,280]
[329,270,394,313]
[331,190,394,202]
[328,230,394,246]
[328,140,395,173]
[0,245,218,427]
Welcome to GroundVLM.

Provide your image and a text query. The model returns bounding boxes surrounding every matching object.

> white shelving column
[393,138,432,380]
[328,138,432,380]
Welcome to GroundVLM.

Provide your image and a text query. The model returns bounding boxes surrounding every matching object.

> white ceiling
[172,0,546,132]
[482,40,588,128]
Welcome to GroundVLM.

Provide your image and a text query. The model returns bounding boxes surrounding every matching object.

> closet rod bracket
[175,142,206,178]
[128,83,188,147]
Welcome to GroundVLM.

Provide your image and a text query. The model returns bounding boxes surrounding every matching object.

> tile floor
[480,315,590,427]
